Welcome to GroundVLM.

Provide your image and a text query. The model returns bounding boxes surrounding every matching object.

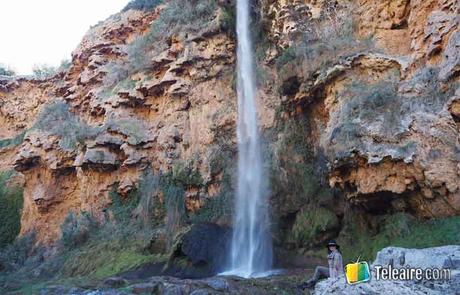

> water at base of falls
[220,0,273,278]
[219,269,282,279]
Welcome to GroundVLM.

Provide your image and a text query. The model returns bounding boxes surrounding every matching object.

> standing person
[299,240,344,289]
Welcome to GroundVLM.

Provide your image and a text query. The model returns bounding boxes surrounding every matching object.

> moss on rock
[338,213,460,263]
[291,207,339,248]
[0,172,23,249]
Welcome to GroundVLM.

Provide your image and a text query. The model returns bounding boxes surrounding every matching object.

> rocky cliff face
[0,0,459,259]
[1,6,238,244]
[260,0,460,218]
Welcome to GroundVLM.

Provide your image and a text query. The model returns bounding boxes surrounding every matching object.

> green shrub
[101,62,130,92]
[32,60,70,79]
[0,172,23,249]
[0,131,26,149]
[150,0,217,40]
[275,46,297,70]
[0,232,38,272]
[291,207,338,247]
[338,213,460,263]
[127,0,219,72]
[109,188,140,224]
[0,65,15,76]
[269,117,326,206]
[58,185,166,279]
[60,211,98,249]
[329,69,456,157]
[160,168,188,245]
[35,101,100,151]
[31,64,58,80]
[275,4,373,82]
[220,3,236,35]
[108,173,165,228]
[104,116,148,145]
[190,191,233,224]
[60,223,165,279]
[169,163,203,188]
[122,0,162,12]
[1,178,168,283]
[58,59,71,72]
[114,0,225,77]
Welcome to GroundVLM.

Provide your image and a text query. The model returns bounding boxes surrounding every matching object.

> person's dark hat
[326,240,339,248]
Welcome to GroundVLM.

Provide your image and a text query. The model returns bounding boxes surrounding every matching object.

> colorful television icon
[345,261,371,284]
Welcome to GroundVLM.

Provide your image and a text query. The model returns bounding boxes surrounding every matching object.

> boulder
[93,134,124,147]
[314,277,447,295]
[373,246,460,269]
[202,277,230,291]
[102,277,129,288]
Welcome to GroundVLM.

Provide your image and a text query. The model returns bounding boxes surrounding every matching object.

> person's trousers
[309,266,329,283]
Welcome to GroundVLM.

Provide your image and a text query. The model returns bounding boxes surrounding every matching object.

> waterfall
[223,0,273,278]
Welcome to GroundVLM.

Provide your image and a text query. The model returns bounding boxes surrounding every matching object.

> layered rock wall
[0,0,458,247]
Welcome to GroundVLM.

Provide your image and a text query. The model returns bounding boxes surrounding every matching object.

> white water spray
[223,0,273,278]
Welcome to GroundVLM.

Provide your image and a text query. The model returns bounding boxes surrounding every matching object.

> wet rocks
[103,277,129,288]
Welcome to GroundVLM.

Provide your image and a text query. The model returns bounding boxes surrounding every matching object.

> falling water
[223,0,273,278]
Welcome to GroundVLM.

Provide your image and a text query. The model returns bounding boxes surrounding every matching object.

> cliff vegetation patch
[0,172,23,250]
[338,213,460,262]
[275,3,374,89]
[0,131,26,150]
[122,0,163,12]
[34,101,100,151]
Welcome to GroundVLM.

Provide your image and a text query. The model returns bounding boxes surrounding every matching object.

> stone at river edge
[34,246,460,294]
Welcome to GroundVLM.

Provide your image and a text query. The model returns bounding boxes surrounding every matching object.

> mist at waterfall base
[219,0,273,278]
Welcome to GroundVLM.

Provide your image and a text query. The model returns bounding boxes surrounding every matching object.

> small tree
[32,64,58,79]
[122,0,163,12]
[60,211,98,249]
[58,59,71,72]
[0,65,15,76]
